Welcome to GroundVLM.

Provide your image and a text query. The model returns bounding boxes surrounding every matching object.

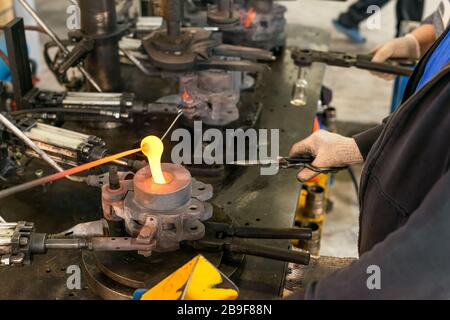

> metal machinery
[139,0,275,126]
[0,0,334,300]
[36,0,274,128]
[221,0,287,51]
[0,220,157,267]
[78,0,123,92]
[101,163,213,253]
[184,0,287,51]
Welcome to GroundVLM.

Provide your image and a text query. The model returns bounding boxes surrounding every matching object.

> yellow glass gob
[141,135,167,185]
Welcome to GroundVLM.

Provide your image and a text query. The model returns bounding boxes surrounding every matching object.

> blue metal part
[0,36,12,82]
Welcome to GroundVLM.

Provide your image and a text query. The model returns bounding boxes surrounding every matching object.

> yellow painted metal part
[292,174,330,249]
[140,255,239,300]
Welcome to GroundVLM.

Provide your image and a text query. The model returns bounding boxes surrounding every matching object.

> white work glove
[371,34,420,80]
[289,130,364,182]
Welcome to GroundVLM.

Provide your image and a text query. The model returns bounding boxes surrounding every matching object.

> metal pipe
[78,0,122,92]
[303,185,325,219]
[17,0,103,92]
[120,48,151,76]
[164,0,181,38]
[218,0,233,17]
[225,243,310,265]
[161,109,183,141]
[45,238,89,250]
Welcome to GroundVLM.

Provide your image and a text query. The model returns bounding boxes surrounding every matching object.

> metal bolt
[19,237,29,246]
[35,169,44,178]
[108,166,120,190]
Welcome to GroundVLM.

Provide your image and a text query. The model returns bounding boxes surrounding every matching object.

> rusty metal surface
[0,25,329,300]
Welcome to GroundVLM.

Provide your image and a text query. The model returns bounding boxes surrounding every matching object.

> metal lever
[292,48,415,77]
[57,39,94,75]
[354,59,414,77]
[225,243,310,265]
[44,237,156,253]
[207,222,312,240]
[232,227,312,240]
[213,44,276,61]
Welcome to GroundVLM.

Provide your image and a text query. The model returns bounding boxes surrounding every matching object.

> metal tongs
[229,154,348,174]
[292,48,417,77]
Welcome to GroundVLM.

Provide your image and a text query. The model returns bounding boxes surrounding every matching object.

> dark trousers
[338,0,425,35]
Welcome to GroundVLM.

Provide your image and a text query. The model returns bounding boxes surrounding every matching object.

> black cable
[347,166,359,197]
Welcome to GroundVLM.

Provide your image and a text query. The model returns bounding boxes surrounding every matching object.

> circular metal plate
[143,28,214,71]
[82,208,245,299]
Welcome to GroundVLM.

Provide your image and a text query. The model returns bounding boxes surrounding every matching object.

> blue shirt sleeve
[416,30,450,91]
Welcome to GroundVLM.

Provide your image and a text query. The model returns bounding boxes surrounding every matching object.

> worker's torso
[358,30,450,254]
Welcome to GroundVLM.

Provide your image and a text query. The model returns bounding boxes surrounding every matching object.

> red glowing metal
[181,88,194,105]
[36,148,142,186]
[242,8,256,29]
[0,147,144,200]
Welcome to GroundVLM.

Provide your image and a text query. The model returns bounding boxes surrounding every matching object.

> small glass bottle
[290,68,309,107]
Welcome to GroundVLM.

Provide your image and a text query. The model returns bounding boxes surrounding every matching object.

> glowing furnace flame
[141,136,167,185]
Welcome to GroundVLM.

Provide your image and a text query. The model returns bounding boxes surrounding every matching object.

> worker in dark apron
[289,1,450,299]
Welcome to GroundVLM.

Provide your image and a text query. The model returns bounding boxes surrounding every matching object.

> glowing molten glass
[141,136,167,185]
[181,88,193,105]
[242,8,256,29]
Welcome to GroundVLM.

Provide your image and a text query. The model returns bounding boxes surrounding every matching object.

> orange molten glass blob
[141,135,167,185]
[242,8,256,29]
[181,88,193,105]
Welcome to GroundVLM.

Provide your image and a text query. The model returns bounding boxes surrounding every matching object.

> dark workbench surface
[213,25,330,299]
[0,24,329,300]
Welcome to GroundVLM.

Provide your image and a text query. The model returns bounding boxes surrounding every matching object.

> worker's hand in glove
[289,130,364,182]
[370,34,420,80]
